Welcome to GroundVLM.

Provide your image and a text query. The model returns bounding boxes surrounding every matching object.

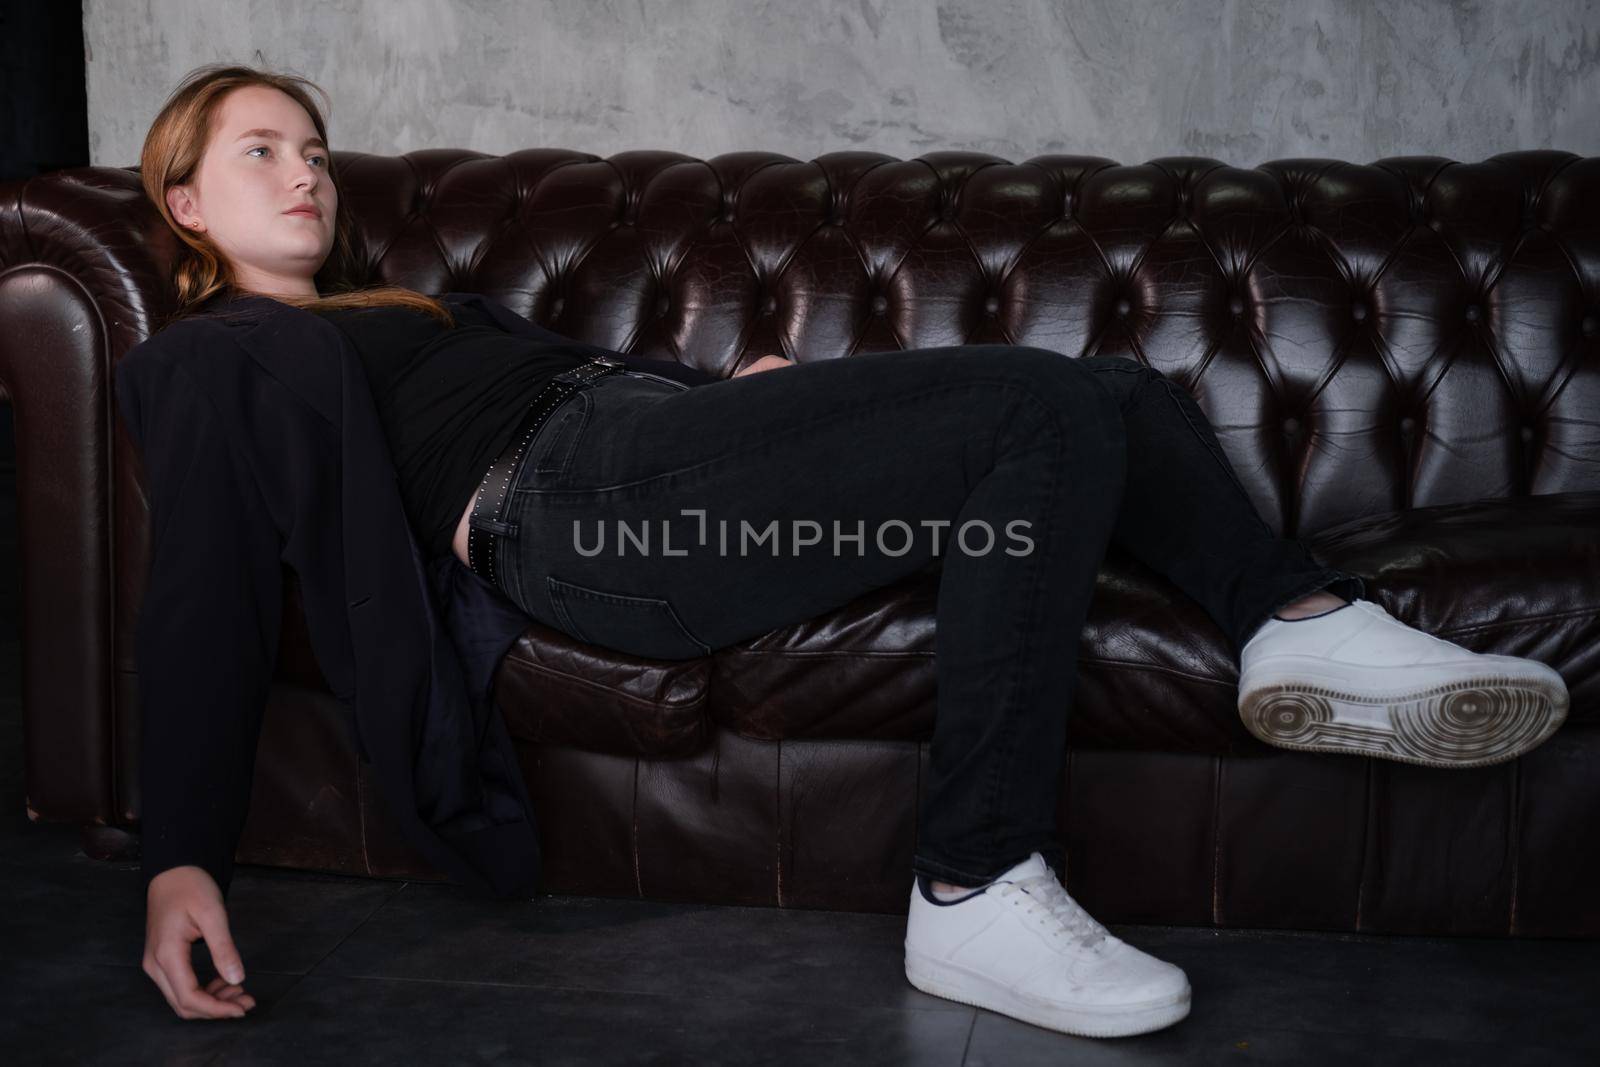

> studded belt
[466,354,628,591]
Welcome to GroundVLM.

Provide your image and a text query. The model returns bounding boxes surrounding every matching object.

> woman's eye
[247,146,327,167]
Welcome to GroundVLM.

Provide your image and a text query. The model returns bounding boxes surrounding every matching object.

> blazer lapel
[216,294,346,429]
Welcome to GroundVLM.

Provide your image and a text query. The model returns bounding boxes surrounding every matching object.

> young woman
[130,64,1568,1035]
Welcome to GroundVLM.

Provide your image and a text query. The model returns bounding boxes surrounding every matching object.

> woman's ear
[166,183,203,232]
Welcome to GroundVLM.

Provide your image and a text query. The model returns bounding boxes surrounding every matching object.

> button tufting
[1114,298,1131,316]
[1283,417,1300,434]
[984,295,1000,315]
[656,294,670,316]
[871,294,888,314]
[1582,315,1597,338]
[1520,425,1535,442]
[1400,416,1416,433]
[1465,304,1482,322]
[1228,296,1245,316]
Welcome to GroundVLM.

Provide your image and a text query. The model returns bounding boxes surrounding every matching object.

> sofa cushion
[280,492,1594,759]
[708,571,942,742]
[275,567,711,759]
[706,551,1253,752]
[494,621,711,758]
[706,490,1597,749]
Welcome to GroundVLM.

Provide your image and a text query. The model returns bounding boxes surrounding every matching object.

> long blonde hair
[140,63,454,328]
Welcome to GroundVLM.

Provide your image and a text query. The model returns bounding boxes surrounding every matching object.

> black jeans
[487,347,1365,888]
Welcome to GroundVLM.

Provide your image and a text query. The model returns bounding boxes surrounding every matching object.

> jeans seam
[914,377,1080,883]
[660,599,714,655]
[1083,361,1154,416]
[550,578,714,657]
[533,395,594,477]
[1085,361,1273,539]
[914,853,1006,884]
[913,844,1066,885]
[1157,377,1279,542]
[972,386,1072,878]
[546,575,587,642]
[513,375,1087,498]
[913,857,1002,884]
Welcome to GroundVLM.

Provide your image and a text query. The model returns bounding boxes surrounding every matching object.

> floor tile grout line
[268,964,976,1013]
[958,1008,979,1064]
[240,878,413,1017]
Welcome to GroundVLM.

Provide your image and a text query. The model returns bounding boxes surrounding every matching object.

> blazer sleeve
[116,352,284,901]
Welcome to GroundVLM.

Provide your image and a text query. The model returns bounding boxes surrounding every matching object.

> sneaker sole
[904,947,1192,1038]
[1239,662,1569,768]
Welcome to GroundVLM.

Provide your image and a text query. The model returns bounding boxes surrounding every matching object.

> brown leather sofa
[2,148,1595,937]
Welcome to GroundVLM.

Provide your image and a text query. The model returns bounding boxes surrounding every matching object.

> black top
[311,300,592,557]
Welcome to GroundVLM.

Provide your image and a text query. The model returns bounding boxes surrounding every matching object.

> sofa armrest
[0,166,178,829]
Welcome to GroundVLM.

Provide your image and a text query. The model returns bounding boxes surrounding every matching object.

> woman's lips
[284,208,320,218]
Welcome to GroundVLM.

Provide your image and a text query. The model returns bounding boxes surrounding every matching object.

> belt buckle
[554,356,622,388]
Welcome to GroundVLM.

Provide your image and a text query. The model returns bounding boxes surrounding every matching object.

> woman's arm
[118,356,282,899]
[116,352,280,1020]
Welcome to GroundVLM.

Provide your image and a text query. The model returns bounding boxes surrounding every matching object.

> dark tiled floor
[0,463,1595,1065]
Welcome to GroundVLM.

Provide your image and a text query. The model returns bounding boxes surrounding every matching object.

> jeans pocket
[545,574,712,660]
[527,391,595,480]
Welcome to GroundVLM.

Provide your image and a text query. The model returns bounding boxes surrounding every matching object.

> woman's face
[165,84,338,299]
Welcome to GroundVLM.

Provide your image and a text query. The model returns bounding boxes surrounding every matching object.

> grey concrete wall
[85,0,1600,168]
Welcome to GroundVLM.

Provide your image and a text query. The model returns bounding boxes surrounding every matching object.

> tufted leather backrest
[328,147,1600,540]
[4,148,1598,542]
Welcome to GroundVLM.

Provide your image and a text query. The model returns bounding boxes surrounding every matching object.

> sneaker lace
[997,873,1110,949]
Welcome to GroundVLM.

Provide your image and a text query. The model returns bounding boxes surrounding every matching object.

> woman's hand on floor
[143,866,256,1020]
[732,354,795,377]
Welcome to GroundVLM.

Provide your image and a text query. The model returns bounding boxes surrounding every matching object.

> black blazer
[114,290,721,900]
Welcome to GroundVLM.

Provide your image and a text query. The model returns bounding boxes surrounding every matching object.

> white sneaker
[903,852,1191,1038]
[1238,598,1569,768]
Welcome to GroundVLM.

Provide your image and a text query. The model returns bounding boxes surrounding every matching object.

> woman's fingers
[193,900,247,987]
[207,975,256,1009]
[142,955,183,1017]
[150,959,242,1019]
[155,941,245,1019]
